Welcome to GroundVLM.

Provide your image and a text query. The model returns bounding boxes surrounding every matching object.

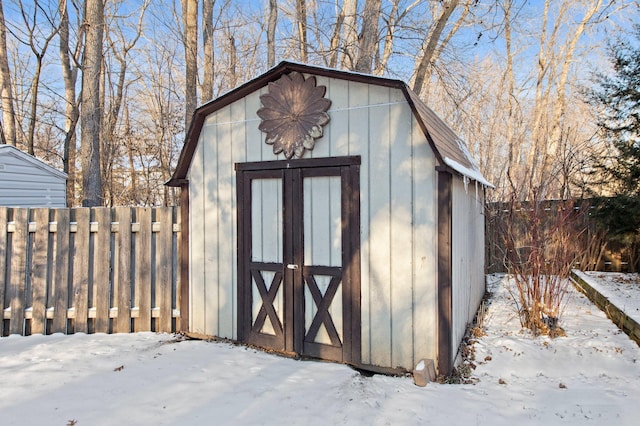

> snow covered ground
[1,274,639,426]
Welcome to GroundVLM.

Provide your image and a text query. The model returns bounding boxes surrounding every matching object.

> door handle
[286,264,299,270]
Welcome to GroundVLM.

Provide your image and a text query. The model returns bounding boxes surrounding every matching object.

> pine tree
[588,25,640,270]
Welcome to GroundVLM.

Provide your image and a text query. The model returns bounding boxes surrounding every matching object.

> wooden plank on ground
[30,208,50,334]
[9,208,28,335]
[115,207,132,333]
[157,207,173,333]
[0,208,8,335]
[135,208,152,332]
[52,209,70,333]
[93,208,111,333]
[72,208,90,333]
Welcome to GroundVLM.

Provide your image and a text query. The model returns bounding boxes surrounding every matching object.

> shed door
[236,158,360,364]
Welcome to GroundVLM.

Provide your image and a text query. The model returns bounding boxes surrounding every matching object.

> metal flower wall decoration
[257,72,331,159]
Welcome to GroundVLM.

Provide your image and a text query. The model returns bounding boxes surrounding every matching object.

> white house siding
[0,147,66,207]
[188,76,439,371]
[451,177,486,358]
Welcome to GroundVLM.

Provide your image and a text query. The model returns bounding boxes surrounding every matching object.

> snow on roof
[444,156,494,189]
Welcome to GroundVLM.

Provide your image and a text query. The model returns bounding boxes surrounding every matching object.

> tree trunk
[411,0,460,97]
[341,0,357,70]
[0,0,16,146]
[182,0,198,130]
[267,0,277,67]
[539,0,604,189]
[354,0,381,73]
[202,0,215,101]
[80,0,104,207]
[296,0,308,62]
[59,0,81,206]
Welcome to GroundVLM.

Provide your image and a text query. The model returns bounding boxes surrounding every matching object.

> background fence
[485,199,638,274]
[0,206,181,336]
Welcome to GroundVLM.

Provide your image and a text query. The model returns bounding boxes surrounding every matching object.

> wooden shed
[0,145,67,207]
[167,61,491,375]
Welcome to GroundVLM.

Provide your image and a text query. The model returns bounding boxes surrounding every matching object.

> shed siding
[0,150,66,207]
[451,178,486,358]
[188,76,439,370]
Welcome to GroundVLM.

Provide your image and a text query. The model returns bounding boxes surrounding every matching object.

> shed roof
[167,61,490,187]
[0,144,67,180]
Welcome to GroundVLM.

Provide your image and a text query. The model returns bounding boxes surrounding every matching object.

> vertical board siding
[389,88,415,370]
[0,207,180,337]
[189,136,206,334]
[347,80,371,364]
[203,112,220,337]
[0,147,67,208]
[451,179,486,356]
[190,77,440,370]
[217,105,235,339]
[411,117,438,369]
[367,84,392,368]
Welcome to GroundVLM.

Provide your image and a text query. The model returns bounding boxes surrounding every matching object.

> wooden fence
[485,199,637,274]
[0,206,181,336]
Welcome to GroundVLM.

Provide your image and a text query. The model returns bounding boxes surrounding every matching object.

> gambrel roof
[167,61,490,187]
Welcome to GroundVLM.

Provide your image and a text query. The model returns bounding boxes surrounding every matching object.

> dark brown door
[236,157,360,364]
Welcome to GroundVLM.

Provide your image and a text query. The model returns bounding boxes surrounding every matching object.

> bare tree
[295,0,307,62]
[101,1,148,206]
[182,0,198,130]
[373,0,421,76]
[340,0,357,69]
[14,1,60,154]
[202,0,215,101]
[354,0,381,73]
[59,0,83,206]
[80,0,105,207]
[411,0,472,97]
[0,0,16,146]
[267,0,277,67]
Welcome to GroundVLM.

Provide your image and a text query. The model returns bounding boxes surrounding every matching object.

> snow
[2,274,639,425]
[574,270,640,324]
[444,156,495,188]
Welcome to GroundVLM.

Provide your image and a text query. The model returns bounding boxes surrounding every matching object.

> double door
[236,157,360,363]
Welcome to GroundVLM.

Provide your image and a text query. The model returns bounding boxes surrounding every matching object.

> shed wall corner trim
[437,170,453,376]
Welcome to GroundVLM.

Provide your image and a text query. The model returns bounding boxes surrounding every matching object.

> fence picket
[30,208,49,334]
[135,208,152,332]
[9,209,28,335]
[53,209,70,333]
[116,207,132,333]
[93,208,112,333]
[157,207,173,333]
[72,208,90,333]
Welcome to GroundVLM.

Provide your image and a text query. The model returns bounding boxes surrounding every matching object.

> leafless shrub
[499,190,588,336]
